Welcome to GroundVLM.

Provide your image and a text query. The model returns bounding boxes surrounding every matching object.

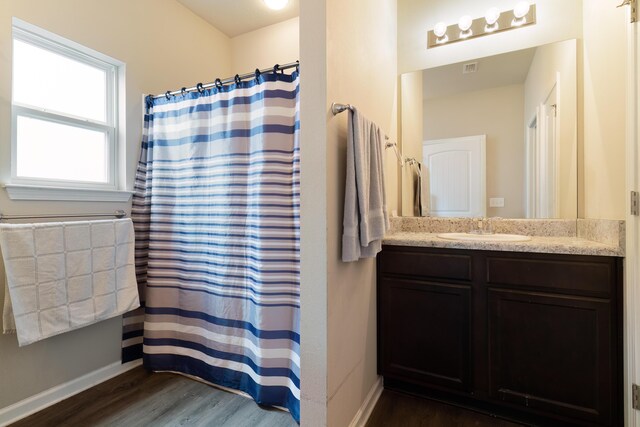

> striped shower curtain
[122,70,300,421]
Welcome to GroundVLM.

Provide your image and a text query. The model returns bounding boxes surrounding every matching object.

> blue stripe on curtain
[122,71,300,422]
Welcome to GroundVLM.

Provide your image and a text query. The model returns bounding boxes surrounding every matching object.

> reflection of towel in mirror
[413,163,429,217]
[342,107,389,262]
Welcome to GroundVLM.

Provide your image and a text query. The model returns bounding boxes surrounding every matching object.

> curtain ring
[234,74,242,85]
[165,91,171,100]
[196,83,204,93]
[145,95,154,109]
[273,64,280,74]
[255,68,261,81]
[181,87,187,96]
[215,78,223,89]
[295,60,300,73]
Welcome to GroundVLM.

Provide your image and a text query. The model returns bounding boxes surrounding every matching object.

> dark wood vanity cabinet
[379,277,473,392]
[377,246,623,426]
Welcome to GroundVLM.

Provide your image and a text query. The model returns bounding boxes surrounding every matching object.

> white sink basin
[437,232,532,242]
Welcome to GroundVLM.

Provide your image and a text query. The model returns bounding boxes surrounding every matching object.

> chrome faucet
[470,217,498,235]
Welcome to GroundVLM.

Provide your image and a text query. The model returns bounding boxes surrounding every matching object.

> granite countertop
[383,231,624,257]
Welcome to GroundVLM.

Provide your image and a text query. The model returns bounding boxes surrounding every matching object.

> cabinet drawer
[486,256,613,296]
[379,249,472,281]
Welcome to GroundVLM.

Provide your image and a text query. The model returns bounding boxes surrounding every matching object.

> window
[11,19,123,191]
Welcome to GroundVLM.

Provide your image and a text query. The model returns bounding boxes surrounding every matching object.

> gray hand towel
[342,107,389,262]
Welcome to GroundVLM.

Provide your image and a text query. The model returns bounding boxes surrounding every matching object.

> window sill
[4,184,133,202]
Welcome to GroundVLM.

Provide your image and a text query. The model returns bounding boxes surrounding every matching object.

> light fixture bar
[427,4,536,49]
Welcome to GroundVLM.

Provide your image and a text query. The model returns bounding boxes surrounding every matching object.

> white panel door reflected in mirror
[423,135,486,217]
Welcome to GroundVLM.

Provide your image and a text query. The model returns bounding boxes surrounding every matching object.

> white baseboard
[0,359,142,426]
[349,376,383,427]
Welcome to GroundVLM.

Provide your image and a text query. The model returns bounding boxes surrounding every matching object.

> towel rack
[405,157,422,178]
[331,102,353,115]
[386,139,405,167]
[0,210,127,221]
[332,101,405,167]
[405,157,421,166]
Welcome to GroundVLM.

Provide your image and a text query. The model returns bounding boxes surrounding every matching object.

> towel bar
[0,210,127,221]
[331,102,353,115]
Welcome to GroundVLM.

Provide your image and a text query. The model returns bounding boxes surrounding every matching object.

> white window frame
[8,18,129,200]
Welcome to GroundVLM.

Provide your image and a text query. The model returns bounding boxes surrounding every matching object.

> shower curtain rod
[151,61,299,100]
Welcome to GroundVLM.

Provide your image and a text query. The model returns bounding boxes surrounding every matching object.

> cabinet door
[380,277,472,393]
[488,289,613,425]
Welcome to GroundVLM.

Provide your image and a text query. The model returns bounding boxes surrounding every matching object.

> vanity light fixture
[485,7,501,32]
[512,1,531,26]
[458,15,473,38]
[427,2,536,49]
[433,21,448,44]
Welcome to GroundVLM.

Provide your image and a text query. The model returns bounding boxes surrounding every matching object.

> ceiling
[177,0,300,38]
[423,47,537,100]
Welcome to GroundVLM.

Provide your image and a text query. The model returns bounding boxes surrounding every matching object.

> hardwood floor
[365,390,527,427]
[12,367,528,427]
[11,366,297,427]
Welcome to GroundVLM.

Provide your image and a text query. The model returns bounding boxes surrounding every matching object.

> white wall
[0,0,231,410]
[231,17,299,72]
[582,0,627,219]
[524,39,578,218]
[424,85,525,218]
[398,0,583,74]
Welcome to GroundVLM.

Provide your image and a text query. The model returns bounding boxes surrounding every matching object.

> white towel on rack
[3,275,16,333]
[0,219,140,346]
[342,107,390,262]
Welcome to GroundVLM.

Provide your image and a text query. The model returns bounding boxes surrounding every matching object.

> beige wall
[398,0,583,74]
[231,17,299,72]
[582,0,627,219]
[385,85,401,216]
[299,0,397,425]
[424,85,525,218]
[524,39,578,218]
[399,71,424,216]
[299,0,328,423]
[0,0,233,410]
[325,0,397,425]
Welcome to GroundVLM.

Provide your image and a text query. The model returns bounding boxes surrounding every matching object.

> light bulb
[263,0,289,10]
[485,7,501,25]
[458,15,473,32]
[513,1,530,19]
[434,22,447,38]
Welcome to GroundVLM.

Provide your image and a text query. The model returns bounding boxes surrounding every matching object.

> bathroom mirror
[398,39,577,219]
